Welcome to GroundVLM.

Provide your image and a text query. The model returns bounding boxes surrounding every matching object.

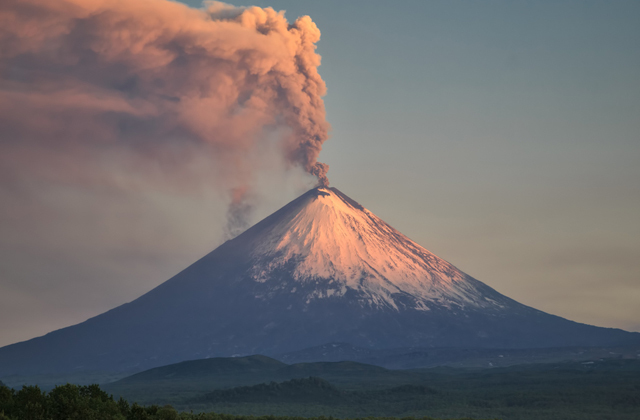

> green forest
[0,382,479,420]
[2,359,640,420]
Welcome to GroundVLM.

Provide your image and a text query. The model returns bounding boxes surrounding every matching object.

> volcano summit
[0,187,637,377]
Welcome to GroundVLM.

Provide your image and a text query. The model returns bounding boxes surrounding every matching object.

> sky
[0,0,639,347]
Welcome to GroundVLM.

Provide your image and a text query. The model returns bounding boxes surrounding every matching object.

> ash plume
[224,186,254,239]
[0,0,331,205]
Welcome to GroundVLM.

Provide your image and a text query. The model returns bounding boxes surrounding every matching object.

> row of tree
[0,382,450,420]
[0,383,163,420]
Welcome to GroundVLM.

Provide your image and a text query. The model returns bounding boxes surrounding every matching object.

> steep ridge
[0,187,637,378]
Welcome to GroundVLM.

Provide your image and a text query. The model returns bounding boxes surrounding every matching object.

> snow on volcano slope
[242,187,500,311]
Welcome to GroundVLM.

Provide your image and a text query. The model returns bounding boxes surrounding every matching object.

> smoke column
[0,0,331,210]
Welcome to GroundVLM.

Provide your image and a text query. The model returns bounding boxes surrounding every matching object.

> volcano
[0,187,637,377]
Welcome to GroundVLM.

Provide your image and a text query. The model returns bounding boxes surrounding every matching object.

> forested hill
[111,359,640,420]
[2,361,640,419]
[191,377,436,405]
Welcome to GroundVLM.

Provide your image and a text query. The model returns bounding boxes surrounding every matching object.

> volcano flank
[0,187,637,377]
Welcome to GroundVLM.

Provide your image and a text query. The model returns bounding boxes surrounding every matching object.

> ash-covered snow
[247,187,501,311]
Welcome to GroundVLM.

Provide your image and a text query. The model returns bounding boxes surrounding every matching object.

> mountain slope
[245,187,496,311]
[0,187,638,377]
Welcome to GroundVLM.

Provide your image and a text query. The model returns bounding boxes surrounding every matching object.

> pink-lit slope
[246,187,498,311]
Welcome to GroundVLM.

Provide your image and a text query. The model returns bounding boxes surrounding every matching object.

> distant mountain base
[2,343,639,390]
[0,370,131,391]
[277,342,640,369]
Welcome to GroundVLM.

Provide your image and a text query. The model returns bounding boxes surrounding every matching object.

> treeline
[1,383,148,420]
[0,382,466,420]
[194,377,343,405]
[192,377,436,405]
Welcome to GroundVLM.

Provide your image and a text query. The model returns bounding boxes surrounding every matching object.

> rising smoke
[0,0,331,234]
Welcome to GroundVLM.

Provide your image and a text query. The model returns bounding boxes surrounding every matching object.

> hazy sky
[1,0,639,347]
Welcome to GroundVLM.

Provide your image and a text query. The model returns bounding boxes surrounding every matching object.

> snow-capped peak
[242,187,498,311]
